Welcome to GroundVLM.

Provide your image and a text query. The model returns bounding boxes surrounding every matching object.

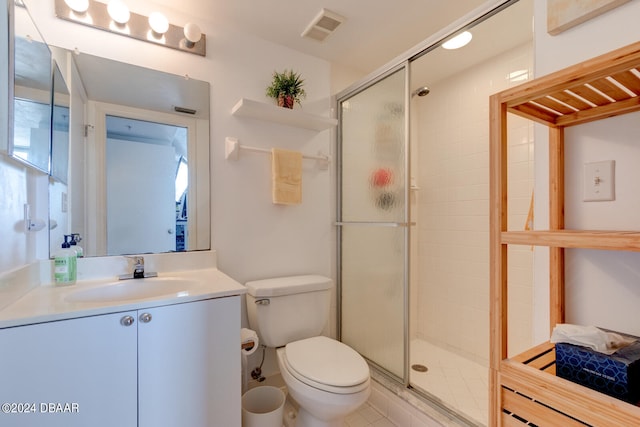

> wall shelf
[231,98,337,131]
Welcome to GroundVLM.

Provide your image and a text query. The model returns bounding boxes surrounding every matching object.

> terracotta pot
[277,94,295,109]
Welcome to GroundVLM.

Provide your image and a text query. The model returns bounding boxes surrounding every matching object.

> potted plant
[266,69,306,109]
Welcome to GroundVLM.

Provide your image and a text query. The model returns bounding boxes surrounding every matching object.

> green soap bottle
[54,235,77,286]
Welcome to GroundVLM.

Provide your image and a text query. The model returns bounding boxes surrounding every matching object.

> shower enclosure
[336,1,534,425]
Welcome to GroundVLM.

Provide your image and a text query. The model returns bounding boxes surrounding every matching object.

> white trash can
[242,386,285,427]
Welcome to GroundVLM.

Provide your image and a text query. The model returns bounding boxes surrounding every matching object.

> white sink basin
[65,277,198,303]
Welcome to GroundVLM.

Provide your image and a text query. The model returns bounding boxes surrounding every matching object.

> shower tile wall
[413,42,534,364]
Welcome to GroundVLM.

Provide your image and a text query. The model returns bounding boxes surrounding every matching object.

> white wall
[0,0,49,273]
[21,0,334,282]
[532,0,640,342]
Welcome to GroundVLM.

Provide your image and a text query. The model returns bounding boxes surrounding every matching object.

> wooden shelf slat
[553,96,640,126]
[611,69,640,95]
[502,389,587,427]
[510,341,554,364]
[589,78,634,101]
[501,230,640,251]
[500,359,640,426]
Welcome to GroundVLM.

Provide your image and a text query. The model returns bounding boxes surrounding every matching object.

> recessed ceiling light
[442,31,472,50]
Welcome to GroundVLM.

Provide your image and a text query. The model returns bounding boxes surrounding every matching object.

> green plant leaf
[266,69,307,104]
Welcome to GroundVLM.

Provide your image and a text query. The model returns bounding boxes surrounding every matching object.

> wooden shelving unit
[231,98,337,131]
[490,41,640,426]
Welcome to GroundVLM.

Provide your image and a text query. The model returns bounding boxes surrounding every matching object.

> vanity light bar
[54,0,206,57]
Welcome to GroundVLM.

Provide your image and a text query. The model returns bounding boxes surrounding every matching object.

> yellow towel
[271,148,302,205]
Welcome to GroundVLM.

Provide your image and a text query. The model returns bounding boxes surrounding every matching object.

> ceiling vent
[301,8,346,42]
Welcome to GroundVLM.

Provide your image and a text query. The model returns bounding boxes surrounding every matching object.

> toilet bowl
[277,336,370,427]
[245,275,371,427]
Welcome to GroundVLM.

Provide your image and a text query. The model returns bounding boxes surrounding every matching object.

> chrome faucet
[132,256,145,279]
[119,256,158,280]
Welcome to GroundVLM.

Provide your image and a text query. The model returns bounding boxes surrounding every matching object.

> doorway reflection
[105,116,188,255]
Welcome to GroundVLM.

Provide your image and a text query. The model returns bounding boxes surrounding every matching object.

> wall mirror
[9,1,52,174]
[47,48,211,258]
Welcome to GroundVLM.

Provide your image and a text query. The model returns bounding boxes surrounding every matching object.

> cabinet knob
[120,315,135,326]
[139,313,152,323]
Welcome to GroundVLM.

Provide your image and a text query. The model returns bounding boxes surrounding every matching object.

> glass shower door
[338,66,408,381]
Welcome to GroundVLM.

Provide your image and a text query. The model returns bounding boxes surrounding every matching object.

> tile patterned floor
[410,339,488,425]
[279,339,488,427]
[283,397,396,427]
[345,402,397,427]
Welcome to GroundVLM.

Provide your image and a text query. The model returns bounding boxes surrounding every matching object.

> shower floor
[410,339,488,426]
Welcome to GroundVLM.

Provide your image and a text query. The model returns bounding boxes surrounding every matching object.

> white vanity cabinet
[138,296,241,426]
[0,296,241,427]
[0,310,138,426]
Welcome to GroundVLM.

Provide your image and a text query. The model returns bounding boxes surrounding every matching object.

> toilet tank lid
[245,275,332,297]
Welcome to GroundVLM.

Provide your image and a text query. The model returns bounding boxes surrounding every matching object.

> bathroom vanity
[0,261,246,427]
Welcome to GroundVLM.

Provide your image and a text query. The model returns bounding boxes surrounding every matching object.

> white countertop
[0,268,247,328]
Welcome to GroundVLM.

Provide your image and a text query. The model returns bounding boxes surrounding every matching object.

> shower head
[412,86,430,97]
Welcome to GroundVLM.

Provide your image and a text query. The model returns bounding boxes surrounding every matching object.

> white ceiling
[51,0,532,132]
[148,0,493,74]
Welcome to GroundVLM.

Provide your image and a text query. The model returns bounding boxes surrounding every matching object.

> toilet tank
[245,275,332,347]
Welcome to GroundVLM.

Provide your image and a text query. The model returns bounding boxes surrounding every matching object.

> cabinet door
[138,296,241,427]
[0,311,138,427]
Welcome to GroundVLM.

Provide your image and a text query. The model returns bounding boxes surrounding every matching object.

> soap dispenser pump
[54,235,77,286]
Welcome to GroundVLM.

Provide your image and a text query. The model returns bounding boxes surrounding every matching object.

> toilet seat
[282,336,369,394]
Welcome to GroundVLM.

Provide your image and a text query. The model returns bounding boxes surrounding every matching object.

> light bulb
[64,0,89,13]
[149,12,169,35]
[442,31,472,50]
[107,0,130,25]
[184,23,202,45]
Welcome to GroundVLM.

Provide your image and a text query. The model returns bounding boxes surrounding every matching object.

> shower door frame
[336,61,412,386]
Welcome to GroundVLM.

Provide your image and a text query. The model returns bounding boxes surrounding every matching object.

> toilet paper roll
[241,328,259,356]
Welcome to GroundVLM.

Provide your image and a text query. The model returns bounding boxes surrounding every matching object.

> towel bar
[225,137,330,170]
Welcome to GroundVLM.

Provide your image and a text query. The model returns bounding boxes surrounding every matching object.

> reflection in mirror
[51,63,70,183]
[10,2,52,173]
[47,48,210,258]
[105,116,188,255]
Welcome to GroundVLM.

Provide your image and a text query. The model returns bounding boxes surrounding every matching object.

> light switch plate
[583,160,615,202]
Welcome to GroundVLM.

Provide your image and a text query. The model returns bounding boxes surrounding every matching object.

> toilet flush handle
[255,298,270,306]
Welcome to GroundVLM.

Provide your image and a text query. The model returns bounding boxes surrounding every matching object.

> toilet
[246,275,370,427]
